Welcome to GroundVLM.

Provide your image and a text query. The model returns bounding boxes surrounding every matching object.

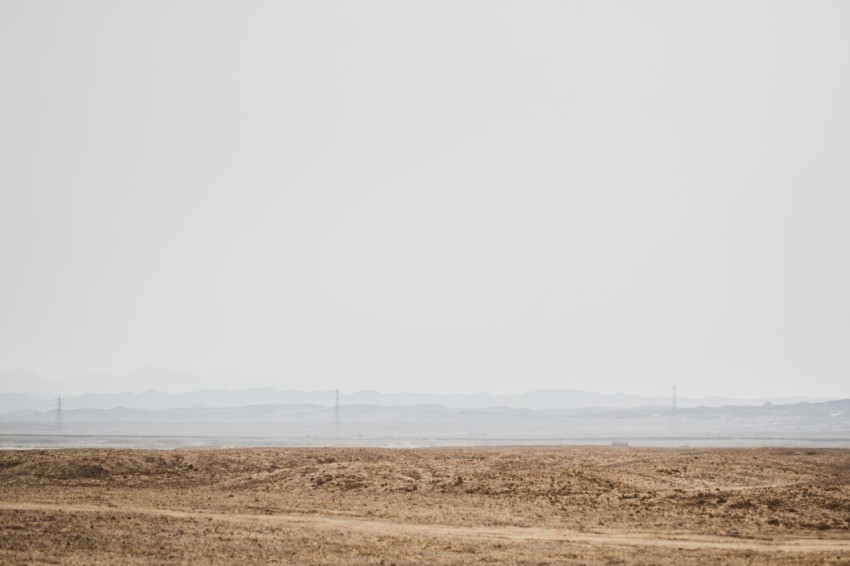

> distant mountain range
[2,399,848,445]
[0,367,276,397]
[0,367,839,412]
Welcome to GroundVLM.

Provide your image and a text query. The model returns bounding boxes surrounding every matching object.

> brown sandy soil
[1,447,849,564]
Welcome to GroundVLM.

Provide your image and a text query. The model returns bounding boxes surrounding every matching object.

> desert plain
[1,446,849,564]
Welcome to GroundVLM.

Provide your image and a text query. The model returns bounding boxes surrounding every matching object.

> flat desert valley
[2,447,849,564]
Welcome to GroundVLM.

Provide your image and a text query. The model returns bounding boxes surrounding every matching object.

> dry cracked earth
[1,447,849,564]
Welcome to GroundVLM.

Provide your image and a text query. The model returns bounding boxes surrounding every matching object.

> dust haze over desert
[2,1,849,400]
[1,1,849,564]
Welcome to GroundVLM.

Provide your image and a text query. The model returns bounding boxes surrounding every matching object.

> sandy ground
[1,447,849,564]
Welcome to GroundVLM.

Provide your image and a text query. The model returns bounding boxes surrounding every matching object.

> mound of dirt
[1,447,849,564]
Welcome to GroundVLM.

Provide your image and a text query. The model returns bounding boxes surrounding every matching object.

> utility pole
[56,395,63,432]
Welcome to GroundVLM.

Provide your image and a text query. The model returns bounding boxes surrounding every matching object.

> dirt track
[1,447,849,564]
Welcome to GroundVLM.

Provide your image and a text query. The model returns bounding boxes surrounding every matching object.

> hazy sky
[1,1,848,397]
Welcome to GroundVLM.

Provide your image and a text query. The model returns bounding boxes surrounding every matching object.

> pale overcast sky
[1,1,848,397]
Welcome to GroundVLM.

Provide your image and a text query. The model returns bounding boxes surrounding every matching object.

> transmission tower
[671,385,679,434]
[56,395,63,432]
[334,389,340,437]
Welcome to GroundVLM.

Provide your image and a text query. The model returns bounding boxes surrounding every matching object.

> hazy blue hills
[1,369,847,444]
[1,399,848,445]
[0,386,838,413]
[0,368,840,414]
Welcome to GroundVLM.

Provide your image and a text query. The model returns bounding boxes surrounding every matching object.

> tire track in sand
[2,501,849,554]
